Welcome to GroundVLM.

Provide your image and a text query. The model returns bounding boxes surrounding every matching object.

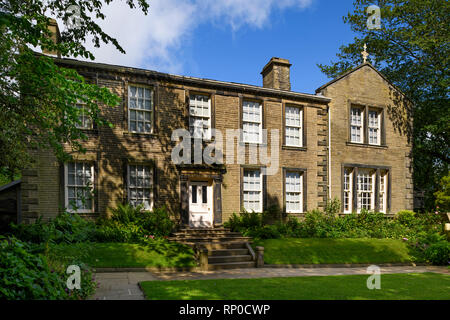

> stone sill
[346,142,388,149]
[282,145,307,151]
[123,131,157,138]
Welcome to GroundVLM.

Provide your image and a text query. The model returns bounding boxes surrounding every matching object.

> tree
[0,0,149,180]
[435,174,450,213]
[318,0,449,210]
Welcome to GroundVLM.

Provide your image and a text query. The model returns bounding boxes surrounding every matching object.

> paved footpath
[92,266,449,300]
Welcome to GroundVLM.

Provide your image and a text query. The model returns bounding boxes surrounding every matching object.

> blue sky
[75,0,359,94]
[180,1,357,93]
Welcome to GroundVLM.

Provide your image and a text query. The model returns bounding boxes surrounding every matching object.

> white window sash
[343,169,353,213]
[356,169,375,212]
[64,162,95,214]
[285,172,303,213]
[189,94,211,140]
[368,110,381,145]
[128,85,153,133]
[350,107,364,143]
[285,107,303,147]
[127,165,154,211]
[243,170,263,212]
[75,103,93,129]
[242,101,262,144]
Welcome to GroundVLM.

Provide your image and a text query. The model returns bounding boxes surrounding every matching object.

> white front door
[189,181,213,228]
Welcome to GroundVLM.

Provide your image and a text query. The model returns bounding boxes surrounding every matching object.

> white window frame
[350,107,364,143]
[189,94,211,140]
[356,168,376,212]
[242,100,263,144]
[285,106,303,147]
[127,165,153,211]
[64,162,95,214]
[243,169,263,212]
[368,109,381,145]
[128,84,153,133]
[285,171,303,213]
[343,168,353,213]
[75,102,93,129]
[379,170,387,213]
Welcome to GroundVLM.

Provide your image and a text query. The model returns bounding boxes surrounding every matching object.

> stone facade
[19,58,413,224]
[316,63,414,214]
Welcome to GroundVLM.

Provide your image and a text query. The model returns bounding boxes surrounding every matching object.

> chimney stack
[261,57,291,91]
[42,18,61,57]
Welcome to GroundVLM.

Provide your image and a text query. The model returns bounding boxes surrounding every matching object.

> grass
[253,238,417,265]
[140,273,450,300]
[49,241,196,268]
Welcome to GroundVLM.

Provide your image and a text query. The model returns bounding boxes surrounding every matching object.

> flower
[402,237,408,241]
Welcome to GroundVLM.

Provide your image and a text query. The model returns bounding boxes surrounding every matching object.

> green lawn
[253,238,417,265]
[49,242,196,268]
[140,273,450,300]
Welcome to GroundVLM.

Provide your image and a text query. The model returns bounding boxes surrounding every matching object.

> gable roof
[315,62,411,102]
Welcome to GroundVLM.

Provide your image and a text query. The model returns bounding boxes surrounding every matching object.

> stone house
[10,43,413,227]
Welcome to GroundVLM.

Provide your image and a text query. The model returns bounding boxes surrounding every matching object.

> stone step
[208,248,249,256]
[208,255,253,264]
[207,261,255,270]
[172,232,242,238]
[177,228,230,233]
[169,236,252,243]
[200,242,249,250]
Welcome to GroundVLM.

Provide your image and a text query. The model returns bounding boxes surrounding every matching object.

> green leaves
[0,1,148,177]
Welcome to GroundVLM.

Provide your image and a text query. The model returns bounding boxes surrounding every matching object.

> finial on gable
[361,43,369,63]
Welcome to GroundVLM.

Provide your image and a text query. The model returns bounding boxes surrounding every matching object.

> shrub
[94,220,144,243]
[110,203,143,225]
[424,241,450,265]
[139,207,175,237]
[224,210,263,232]
[434,174,450,213]
[245,225,281,239]
[325,198,341,216]
[10,212,97,244]
[0,236,95,300]
[396,210,416,226]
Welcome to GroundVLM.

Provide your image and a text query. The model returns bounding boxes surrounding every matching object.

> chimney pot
[261,57,291,91]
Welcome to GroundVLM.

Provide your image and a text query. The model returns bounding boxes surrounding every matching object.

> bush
[10,212,97,244]
[396,210,416,226]
[139,207,175,237]
[94,220,144,243]
[0,237,95,300]
[245,225,281,239]
[224,210,263,232]
[424,241,450,265]
[96,204,175,242]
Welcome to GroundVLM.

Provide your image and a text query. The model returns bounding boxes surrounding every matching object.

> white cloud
[57,0,314,73]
